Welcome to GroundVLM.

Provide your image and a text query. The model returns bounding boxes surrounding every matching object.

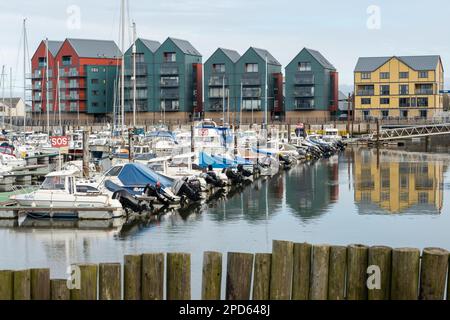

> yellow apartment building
[354,56,444,120]
[353,150,443,214]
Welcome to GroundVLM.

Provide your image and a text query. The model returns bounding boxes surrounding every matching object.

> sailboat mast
[45,38,50,136]
[120,0,125,131]
[57,61,62,133]
[1,65,5,129]
[10,67,13,130]
[23,19,27,132]
[132,21,137,128]
[264,55,268,128]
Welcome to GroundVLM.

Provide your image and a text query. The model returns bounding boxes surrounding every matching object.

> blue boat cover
[117,163,174,188]
[251,147,275,156]
[147,131,176,141]
[198,152,253,169]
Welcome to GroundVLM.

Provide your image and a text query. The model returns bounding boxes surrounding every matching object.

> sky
[0,0,449,96]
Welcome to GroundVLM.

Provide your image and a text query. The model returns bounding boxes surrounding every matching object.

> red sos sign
[50,136,69,148]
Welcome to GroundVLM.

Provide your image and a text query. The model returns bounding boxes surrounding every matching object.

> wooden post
[270,240,294,300]
[99,263,121,300]
[391,248,420,300]
[328,246,347,300]
[124,254,142,300]
[368,246,392,300]
[166,253,191,300]
[226,252,254,300]
[190,125,194,152]
[13,270,31,300]
[346,244,369,300]
[30,268,50,300]
[142,253,165,300]
[202,252,223,300]
[70,264,98,300]
[419,248,449,300]
[292,243,312,300]
[82,130,90,178]
[50,279,70,300]
[252,253,272,300]
[0,270,13,300]
[309,244,330,300]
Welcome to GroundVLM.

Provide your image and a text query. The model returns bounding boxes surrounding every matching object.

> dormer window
[38,57,47,68]
[298,62,311,71]
[164,52,176,62]
[62,56,72,66]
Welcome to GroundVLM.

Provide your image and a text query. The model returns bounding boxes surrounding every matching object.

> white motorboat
[10,169,124,220]
[258,155,280,177]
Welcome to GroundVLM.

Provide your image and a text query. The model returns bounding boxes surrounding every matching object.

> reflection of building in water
[353,149,444,214]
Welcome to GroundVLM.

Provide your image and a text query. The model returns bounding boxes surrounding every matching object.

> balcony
[293,72,315,85]
[32,70,43,79]
[209,91,225,98]
[160,89,179,100]
[160,63,179,75]
[294,99,315,110]
[161,101,180,112]
[293,87,314,97]
[357,90,375,96]
[209,102,224,111]
[241,73,260,86]
[69,94,80,101]
[416,89,434,95]
[160,78,179,87]
[209,76,228,86]
[33,83,42,90]
[67,68,86,78]
[242,88,261,98]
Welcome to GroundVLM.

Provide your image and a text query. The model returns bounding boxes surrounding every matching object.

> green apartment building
[285,48,339,122]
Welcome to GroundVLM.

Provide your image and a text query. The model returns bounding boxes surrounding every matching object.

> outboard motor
[144,183,173,206]
[203,168,225,188]
[112,190,150,213]
[224,168,243,185]
[172,178,202,202]
[278,154,293,168]
[237,164,253,178]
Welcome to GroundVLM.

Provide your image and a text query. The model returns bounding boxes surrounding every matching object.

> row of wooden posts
[1,240,449,300]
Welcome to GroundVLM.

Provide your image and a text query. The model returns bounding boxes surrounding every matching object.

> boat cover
[199,152,253,169]
[117,163,174,188]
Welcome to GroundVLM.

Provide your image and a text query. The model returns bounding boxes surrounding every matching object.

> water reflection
[353,148,445,215]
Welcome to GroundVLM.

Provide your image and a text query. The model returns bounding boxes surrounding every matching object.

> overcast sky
[0,0,449,95]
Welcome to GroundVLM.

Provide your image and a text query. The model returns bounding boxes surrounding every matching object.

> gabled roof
[65,38,122,58]
[167,37,201,56]
[219,48,241,63]
[46,41,64,57]
[355,55,441,72]
[139,39,161,53]
[0,97,22,108]
[251,47,281,66]
[304,48,336,70]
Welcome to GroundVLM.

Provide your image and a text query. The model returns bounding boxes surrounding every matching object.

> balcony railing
[160,63,179,75]
[293,88,314,97]
[357,90,375,96]
[294,100,315,110]
[209,102,224,111]
[209,92,225,98]
[242,88,261,98]
[32,70,43,79]
[160,89,179,99]
[241,73,260,86]
[294,72,315,85]
[209,76,228,86]
[69,94,79,100]
[160,78,179,87]
[416,89,434,95]
[33,83,42,90]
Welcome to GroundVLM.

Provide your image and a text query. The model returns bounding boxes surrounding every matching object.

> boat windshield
[41,176,66,191]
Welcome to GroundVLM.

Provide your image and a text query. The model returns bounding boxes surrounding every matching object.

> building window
[381,110,389,119]
[92,102,99,107]
[411,98,417,107]
[92,90,99,96]
[91,79,99,84]
[419,71,429,78]
[298,62,311,72]
[399,98,410,107]
[245,63,258,73]
[362,110,370,120]
[420,110,428,118]
[62,56,72,66]
[380,98,390,104]
[135,53,145,63]
[380,85,390,95]
[401,110,408,118]
[213,64,225,73]
[361,72,371,80]
[399,85,409,95]
[417,97,429,107]
[399,72,409,79]
[361,98,371,105]
[380,72,390,79]
[38,57,47,68]
[91,68,99,73]
[164,52,176,62]
[242,99,261,110]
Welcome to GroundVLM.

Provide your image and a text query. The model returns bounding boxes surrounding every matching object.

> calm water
[1,140,450,298]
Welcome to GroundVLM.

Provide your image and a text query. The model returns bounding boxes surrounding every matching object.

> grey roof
[338,91,347,100]
[0,97,22,108]
[219,48,241,63]
[139,39,161,53]
[251,47,281,66]
[66,38,122,58]
[304,48,336,70]
[168,37,201,56]
[355,55,441,72]
[47,41,64,56]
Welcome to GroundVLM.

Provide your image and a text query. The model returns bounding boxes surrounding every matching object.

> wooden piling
[252,253,272,300]
[142,253,165,300]
[346,244,369,300]
[292,243,312,300]
[226,252,254,300]
[391,248,420,300]
[310,244,330,300]
[202,252,222,300]
[70,264,98,300]
[166,253,191,300]
[327,246,347,300]
[368,246,392,300]
[30,268,50,300]
[99,263,121,300]
[124,254,142,300]
[50,279,70,300]
[270,240,294,300]
[13,269,31,300]
[0,270,13,300]
[419,248,449,300]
